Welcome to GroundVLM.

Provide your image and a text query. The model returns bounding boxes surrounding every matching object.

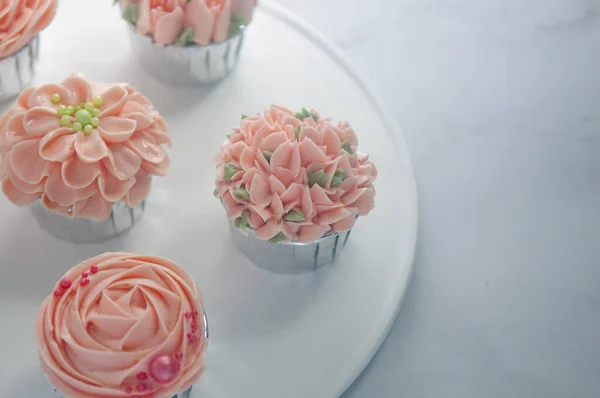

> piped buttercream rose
[214,105,377,243]
[36,252,207,398]
[0,0,58,58]
[0,74,171,220]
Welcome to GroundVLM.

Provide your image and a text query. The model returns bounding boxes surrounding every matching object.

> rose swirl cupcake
[0,74,171,242]
[0,0,58,101]
[117,0,258,85]
[36,252,208,398]
[214,105,377,273]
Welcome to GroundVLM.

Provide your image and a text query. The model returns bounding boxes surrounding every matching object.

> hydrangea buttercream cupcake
[0,74,171,242]
[117,0,258,85]
[36,252,208,398]
[0,0,58,100]
[214,105,377,273]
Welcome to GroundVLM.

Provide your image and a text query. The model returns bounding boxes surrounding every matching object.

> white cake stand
[0,1,418,397]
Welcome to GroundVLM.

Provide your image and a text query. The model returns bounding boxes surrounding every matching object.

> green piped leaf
[341,141,353,155]
[241,114,249,120]
[234,210,249,228]
[229,12,247,37]
[234,187,250,200]
[308,170,326,188]
[224,163,241,181]
[213,188,219,197]
[268,232,285,244]
[284,210,305,222]
[262,151,273,163]
[175,27,194,47]
[331,169,346,187]
[122,3,139,25]
[294,125,301,139]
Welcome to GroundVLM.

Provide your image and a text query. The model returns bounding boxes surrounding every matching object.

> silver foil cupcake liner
[126,24,244,86]
[31,200,145,243]
[0,35,39,102]
[230,223,352,274]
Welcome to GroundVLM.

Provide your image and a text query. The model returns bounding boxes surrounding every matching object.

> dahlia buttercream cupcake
[117,0,258,85]
[214,105,377,273]
[0,74,171,242]
[0,0,58,101]
[36,252,208,398]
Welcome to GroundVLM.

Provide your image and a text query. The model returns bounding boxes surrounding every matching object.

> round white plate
[0,1,418,397]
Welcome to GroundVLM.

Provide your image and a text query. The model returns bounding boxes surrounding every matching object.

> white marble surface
[279,0,600,397]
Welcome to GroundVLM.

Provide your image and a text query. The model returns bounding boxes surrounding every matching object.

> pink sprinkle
[80,278,90,287]
[90,265,99,274]
[137,372,148,380]
[81,272,89,278]
[125,386,132,393]
[53,290,63,297]
[59,278,71,289]
[192,310,199,317]
[136,383,146,392]
[175,352,183,360]
[191,323,198,333]
[184,312,192,319]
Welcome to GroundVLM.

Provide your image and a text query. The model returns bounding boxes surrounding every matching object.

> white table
[280,0,600,397]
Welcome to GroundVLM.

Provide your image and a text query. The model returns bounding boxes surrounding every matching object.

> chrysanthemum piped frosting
[0,0,58,58]
[0,74,171,220]
[36,252,207,398]
[214,105,377,243]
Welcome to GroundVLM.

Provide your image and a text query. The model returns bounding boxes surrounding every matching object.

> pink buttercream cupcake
[0,0,58,100]
[116,0,258,85]
[0,74,171,242]
[36,252,208,398]
[214,105,377,273]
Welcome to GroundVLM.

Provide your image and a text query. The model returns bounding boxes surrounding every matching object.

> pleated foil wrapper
[0,35,40,102]
[230,223,352,274]
[31,200,145,243]
[126,24,245,86]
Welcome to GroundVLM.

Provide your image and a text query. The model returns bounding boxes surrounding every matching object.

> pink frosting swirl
[0,74,171,220]
[0,0,58,58]
[214,105,377,243]
[122,0,256,46]
[36,252,207,398]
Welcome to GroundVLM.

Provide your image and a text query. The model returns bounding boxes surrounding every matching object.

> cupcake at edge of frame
[0,73,171,243]
[213,105,377,273]
[0,0,58,101]
[36,252,208,398]
[116,0,258,85]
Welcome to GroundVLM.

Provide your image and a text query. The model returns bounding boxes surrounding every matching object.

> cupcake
[0,0,58,101]
[117,0,258,85]
[0,74,171,242]
[36,252,208,398]
[214,105,377,273]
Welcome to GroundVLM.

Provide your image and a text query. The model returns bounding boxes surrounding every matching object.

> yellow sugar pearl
[51,93,61,104]
[83,125,94,136]
[72,122,82,132]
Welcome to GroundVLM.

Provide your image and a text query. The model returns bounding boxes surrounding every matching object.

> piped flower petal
[61,75,92,105]
[28,84,70,109]
[124,169,151,206]
[1,178,39,205]
[99,86,128,117]
[39,128,76,162]
[98,171,136,202]
[98,117,136,143]
[23,107,59,136]
[127,131,166,164]
[74,130,110,163]
[102,145,142,181]
[9,139,48,184]
[61,157,101,189]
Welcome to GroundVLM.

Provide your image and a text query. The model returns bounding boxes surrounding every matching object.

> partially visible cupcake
[0,0,58,101]
[0,74,171,242]
[36,252,208,398]
[214,105,377,273]
[117,0,258,85]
